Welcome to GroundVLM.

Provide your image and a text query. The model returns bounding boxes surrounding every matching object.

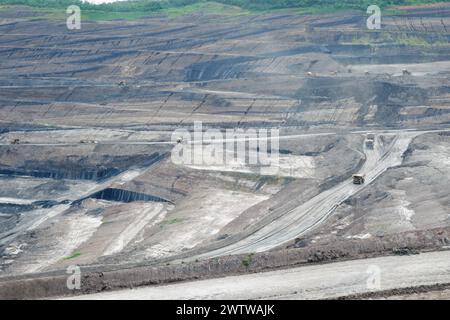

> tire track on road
[193,132,418,258]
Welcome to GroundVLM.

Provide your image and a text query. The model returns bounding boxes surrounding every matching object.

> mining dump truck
[11,138,20,145]
[365,134,375,149]
[352,174,365,185]
[176,137,183,144]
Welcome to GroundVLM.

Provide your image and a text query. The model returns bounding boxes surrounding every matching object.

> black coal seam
[73,188,172,205]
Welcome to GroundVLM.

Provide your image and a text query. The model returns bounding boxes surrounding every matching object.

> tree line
[0,0,448,13]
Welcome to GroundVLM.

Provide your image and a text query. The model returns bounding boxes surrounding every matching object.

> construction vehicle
[365,133,375,149]
[176,136,183,144]
[402,69,411,76]
[11,138,20,145]
[352,174,365,185]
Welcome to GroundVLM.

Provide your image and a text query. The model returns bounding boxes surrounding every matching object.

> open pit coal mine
[0,4,450,300]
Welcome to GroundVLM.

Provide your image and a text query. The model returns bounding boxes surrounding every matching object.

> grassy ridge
[0,0,449,20]
[0,0,252,19]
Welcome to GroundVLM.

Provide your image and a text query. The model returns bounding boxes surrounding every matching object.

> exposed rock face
[0,6,449,276]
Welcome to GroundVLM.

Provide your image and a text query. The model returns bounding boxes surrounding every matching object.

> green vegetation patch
[160,217,183,227]
[241,253,254,267]
[165,1,250,17]
[64,251,82,260]
[348,31,450,47]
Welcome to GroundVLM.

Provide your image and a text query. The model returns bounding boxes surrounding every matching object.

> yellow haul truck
[365,133,375,149]
[352,174,365,185]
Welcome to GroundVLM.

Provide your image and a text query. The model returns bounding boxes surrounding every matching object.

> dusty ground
[383,289,450,300]
[297,131,450,248]
[0,3,449,290]
[66,250,450,300]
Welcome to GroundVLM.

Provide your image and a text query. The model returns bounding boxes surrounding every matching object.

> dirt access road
[0,163,160,248]
[193,131,421,259]
[67,250,450,300]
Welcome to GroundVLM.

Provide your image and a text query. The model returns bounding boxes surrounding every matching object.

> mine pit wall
[0,168,121,181]
[1,226,450,300]
[77,188,172,204]
[0,152,165,182]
